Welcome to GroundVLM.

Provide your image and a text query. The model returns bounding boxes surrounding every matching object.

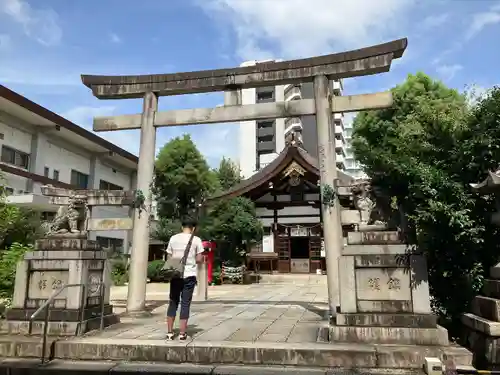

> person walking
[164,217,205,341]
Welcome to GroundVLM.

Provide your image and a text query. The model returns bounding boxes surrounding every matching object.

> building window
[2,187,14,195]
[99,179,123,191]
[258,135,274,143]
[41,211,56,221]
[44,167,49,177]
[53,170,59,181]
[256,90,274,101]
[1,145,29,169]
[96,236,124,254]
[71,170,89,189]
[257,120,274,129]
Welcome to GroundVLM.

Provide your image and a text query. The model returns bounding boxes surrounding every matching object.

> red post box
[202,240,216,284]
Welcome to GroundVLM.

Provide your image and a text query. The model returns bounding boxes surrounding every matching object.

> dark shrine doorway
[290,237,309,259]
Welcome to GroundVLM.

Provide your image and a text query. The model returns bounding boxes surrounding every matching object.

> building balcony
[335,153,345,169]
[334,112,343,121]
[284,85,302,101]
[334,125,344,137]
[284,117,302,136]
[6,193,56,211]
[335,138,345,150]
[332,80,343,96]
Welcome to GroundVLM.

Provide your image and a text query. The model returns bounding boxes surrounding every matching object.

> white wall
[239,86,257,179]
[0,118,32,193]
[0,111,135,252]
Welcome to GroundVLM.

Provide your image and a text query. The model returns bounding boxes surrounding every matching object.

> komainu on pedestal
[331,180,473,366]
[0,186,120,336]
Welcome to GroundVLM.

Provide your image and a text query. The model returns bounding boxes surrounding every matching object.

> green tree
[201,197,263,265]
[154,134,217,219]
[352,72,500,336]
[214,157,241,191]
[0,181,42,301]
[0,185,41,249]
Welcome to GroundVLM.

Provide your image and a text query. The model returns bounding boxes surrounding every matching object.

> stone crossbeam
[93,92,392,132]
[41,186,135,206]
[81,38,407,99]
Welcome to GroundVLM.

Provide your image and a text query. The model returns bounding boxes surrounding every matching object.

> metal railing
[28,282,106,364]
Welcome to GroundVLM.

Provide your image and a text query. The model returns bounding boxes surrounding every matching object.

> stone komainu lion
[44,195,88,235]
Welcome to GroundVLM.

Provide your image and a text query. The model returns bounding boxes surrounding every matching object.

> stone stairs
[254,274,327,285]
[0,334,473,370]
[462,273,500,366]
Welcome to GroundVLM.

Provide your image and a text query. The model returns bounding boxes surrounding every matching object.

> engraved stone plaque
[87,272,102,297]
[355,268,411,301]
[28,271,69,299]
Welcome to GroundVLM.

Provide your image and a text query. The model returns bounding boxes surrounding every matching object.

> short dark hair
[181,217,197,229]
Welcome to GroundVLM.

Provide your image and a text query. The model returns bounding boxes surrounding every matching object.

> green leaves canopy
[352,72,500,335]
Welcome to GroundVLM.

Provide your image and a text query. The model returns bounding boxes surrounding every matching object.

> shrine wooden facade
[208,143,354,274]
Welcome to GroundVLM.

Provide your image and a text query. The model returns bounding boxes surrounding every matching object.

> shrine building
[208,134,354,274]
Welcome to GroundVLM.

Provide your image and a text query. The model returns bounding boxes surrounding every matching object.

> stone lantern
[463,169,500,367]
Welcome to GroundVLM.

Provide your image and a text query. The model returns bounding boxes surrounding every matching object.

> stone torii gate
[81,38,408,316]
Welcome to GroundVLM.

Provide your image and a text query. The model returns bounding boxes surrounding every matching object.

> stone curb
[0,359,423,375]
[0,336,473,370]
[50,338,472,369]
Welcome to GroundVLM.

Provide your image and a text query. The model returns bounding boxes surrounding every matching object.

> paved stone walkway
[104,277,329,343]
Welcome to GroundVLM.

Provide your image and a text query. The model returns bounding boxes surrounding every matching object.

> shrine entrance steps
[0,283,472,371]
[254,273,327,285]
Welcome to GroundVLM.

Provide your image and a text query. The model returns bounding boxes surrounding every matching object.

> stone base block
[462,313,500,336]
[463,321,500,367]
[484,279,500,299]
[5,304,113,322]
[0,313,119,336]
[336,313,437,328]
[328,324,449,345]
[472,296,500,322]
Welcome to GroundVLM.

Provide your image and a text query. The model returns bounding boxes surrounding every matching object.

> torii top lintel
[81,38,408,100]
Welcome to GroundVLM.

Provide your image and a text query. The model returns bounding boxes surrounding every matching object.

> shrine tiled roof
[208,143,353,202]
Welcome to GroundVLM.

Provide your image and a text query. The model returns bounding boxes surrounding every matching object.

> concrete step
[472,295,500,322]
[0,358,426,375]
[462,313,500,336]
[0,334,472,370]
[255,274,327,285]
[51,337,471,370]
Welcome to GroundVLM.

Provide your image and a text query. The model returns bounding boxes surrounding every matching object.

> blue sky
[0,0,499,168]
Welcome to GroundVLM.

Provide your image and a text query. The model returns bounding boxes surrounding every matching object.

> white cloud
[466,4,500,40]
[60,106,238,167]
[0,0,62,46]
[436,64,463,81]
[109,33,122,44]
[61,105,142,155]
[420,13,449,29]
[201,0,416,60]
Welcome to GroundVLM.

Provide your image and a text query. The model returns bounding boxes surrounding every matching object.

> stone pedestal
[462,262,500,367]
[1,238,119,336]
[332,229,449,345]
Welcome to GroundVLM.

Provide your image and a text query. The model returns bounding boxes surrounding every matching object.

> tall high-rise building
[237,59,346,178]
[343,120,368,180]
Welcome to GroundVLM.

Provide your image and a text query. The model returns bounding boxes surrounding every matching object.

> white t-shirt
[166,233,204,278]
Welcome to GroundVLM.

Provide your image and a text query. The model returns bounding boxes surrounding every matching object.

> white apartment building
[0,84,138,254]
[344,120,368,180]
[237,59,346,179]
